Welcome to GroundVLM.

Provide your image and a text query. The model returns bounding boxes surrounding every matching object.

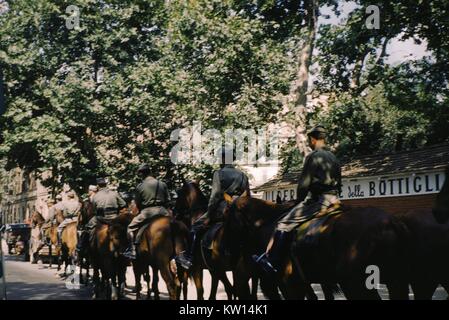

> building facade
[252,143,449,215]
[0,169,53,225]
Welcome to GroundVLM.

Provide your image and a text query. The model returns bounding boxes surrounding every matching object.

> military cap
[96,177,107,185]
[137,163,151,173]
[307,125,326,139]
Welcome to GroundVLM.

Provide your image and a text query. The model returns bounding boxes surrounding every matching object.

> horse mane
[187,181,208,207]
[237,196,295,224]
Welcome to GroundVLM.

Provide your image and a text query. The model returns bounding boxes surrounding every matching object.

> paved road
[2,240,448,300]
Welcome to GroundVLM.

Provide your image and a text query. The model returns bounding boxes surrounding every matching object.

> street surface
[2,240,447,300]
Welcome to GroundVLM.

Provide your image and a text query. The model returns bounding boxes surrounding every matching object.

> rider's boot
[175,230,198,271]
[252,230,293,275]
[76,230,88,252]
[122,230,137,260]
[57,230,63,247]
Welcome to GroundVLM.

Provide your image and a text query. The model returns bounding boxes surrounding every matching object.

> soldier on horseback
[122,163,171,260]
[253,125,342,274]
[175,147,250,271]
[76,185,98,252]
[57,191,82,246]
[83,178,127,243]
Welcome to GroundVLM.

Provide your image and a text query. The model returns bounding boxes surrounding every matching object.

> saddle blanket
[296,204,343,245]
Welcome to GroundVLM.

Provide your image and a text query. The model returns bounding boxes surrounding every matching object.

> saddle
[96,215,118,226]
[135,213,168,244]
[296,203,343,246]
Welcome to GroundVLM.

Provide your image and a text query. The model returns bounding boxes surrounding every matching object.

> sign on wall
[262,171,446,202]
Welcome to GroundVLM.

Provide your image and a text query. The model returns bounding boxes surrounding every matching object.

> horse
[89,209,132,300]
[29,211,46,264]
[77,198,96,284]
[54,210,78,277]
[132,210,189,300]
[226,192,409,300]
[174,181,235,300]
[393,166,449,299]
[222,192,342,300]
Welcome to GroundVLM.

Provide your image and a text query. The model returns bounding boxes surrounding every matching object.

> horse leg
[132,264,142,300]
[321,283,336,300]
[182,271,188,300]
[219,272,235,300]
[159,263,178,300]
[208,274,219,300]
[92,267,100,299]
[48,244,52,268]
[151,266,160,300]
[251,276,259,300]
[411,281,438,300]
[339,280,381,300]
[193,266,204,300]
[387,281,409,300]
[143,268,151,300]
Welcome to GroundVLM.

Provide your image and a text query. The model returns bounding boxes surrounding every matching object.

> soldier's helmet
[96,177,107,186]
[120,191,133,204]
[307,125,326,140]
[137,163,152,176]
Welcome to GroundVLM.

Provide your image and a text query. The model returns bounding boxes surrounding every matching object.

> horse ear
[223,193,233,204]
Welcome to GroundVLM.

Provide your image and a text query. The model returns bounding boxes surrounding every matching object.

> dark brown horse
[226,193,409,299]
[77,198,95,283]
[174,181,235,300]
[132,213,188,300]
[89,209,132,300]
[394,166,449,299]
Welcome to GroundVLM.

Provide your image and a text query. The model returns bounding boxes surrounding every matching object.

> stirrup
[252,253,278,274]
[122,247,136,260]
[175,251,193,271]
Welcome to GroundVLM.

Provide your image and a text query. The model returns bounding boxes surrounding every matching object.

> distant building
[253,143,449,214]
[0,169,76,224]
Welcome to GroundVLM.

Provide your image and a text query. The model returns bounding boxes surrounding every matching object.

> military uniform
[85,187,127,232]
[57,198,81,234]
[192,164,250,232]
[128,176,171,233]
[175,162,250,270]
[276,147,341,232]
[253,125,342,274]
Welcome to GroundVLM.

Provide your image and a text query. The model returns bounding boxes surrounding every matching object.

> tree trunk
[285,0,318,156]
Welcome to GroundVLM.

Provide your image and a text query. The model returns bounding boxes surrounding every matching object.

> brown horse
[394,166,449,299]
[90,211,133,300]
[132,213,189,300]
[227,193,409,300]
[174,181,235,300]
[54,211,78,277]
[29,211,46,264]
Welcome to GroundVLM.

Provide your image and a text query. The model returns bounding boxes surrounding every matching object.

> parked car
[4,223,31,261]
